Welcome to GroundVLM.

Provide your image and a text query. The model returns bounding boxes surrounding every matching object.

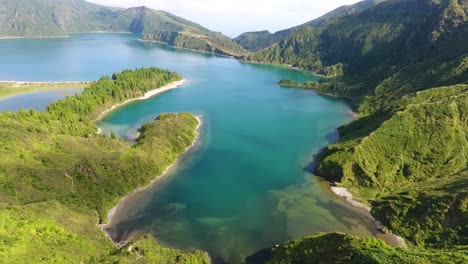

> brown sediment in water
[330,186,407,247]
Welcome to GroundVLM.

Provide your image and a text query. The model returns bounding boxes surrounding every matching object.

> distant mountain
[108,6,214,35]
[0,0,247,56]
[234,0,386,51]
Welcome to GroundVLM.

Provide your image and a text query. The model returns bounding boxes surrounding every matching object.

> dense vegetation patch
[278,79,320,89]
[0,68,208,263]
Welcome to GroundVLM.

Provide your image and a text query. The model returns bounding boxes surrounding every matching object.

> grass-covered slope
[0,68,208,263]
[246,233,468,264]
[316,85,468,246]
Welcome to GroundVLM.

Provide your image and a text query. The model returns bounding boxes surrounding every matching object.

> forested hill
[0,0,246,56]
[233,0,386,52]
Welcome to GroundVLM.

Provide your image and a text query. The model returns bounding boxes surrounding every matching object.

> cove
[0,34,392,264]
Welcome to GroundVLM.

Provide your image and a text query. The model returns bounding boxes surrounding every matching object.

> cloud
[87,0,361,37]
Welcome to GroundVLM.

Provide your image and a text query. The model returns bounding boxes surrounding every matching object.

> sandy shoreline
[99,115,203,247]
[94,79,186,126]
[330,186,407,247]
[331,187,371,211]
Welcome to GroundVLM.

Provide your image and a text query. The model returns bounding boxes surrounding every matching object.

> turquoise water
[0,88,83,112]
[0,34,388,263]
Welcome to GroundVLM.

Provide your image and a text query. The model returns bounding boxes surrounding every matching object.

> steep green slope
[234,0,385,52]
[316,85,468,246]
[0,68,208,263]
[246,233,468,264]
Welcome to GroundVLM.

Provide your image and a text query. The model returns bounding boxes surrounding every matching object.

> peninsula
[0,68,209,263]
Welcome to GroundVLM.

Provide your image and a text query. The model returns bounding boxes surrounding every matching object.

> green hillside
[246,233,468,264]
[316,84,468,245]
[233,0,385,52]
[0,68,208,263]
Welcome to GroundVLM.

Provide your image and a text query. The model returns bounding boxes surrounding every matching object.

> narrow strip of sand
[94,79,186,126]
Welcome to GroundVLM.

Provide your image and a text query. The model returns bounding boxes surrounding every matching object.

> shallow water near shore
[0,33,395,263]
[0,88,83,111]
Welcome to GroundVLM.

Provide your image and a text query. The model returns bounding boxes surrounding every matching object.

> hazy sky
[87,0,361,37]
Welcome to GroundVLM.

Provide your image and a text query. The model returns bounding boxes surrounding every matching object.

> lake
[0,33,391,263]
